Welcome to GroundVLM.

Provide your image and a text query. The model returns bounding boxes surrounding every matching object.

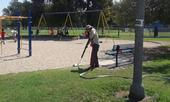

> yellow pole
[102,12,105,33]
[43,15,48,27]
[102,12,110,35]
[37,14,47,30]
[64,13,69,26]
[102,12,108,27]
[68,13,74,35]
[100,12,105,36]
[37,14,43,30]
[97,12,102,35]
[97,12,101,30]
[102,11,115,45]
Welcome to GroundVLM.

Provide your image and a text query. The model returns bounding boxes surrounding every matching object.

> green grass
[4,28,170,42]
[0,46,170,102]
[113,32,170,42]
[143,61,170,101]
[36,29,170,42]
[144,37,170,42]
[0,68,132,102]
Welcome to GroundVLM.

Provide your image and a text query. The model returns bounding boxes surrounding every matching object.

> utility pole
[129,0,145,101]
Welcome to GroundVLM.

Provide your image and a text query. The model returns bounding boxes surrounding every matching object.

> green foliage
[113,0,170,25]
[113,0,136,26]
[31,0,45,26]
[3,0,32,16]
[2,0,32,26]
[142,46,170,101]
[145,0,170,24]
[2,0,170,27]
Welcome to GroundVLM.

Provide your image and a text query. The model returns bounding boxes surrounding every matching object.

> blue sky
[0,0,30,15]
[0,0,120,16]
[0,0,10,15]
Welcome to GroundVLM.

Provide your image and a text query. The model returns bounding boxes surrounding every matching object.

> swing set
[0,11,32,56]
[36,10,112,37]
[37,12,73,36]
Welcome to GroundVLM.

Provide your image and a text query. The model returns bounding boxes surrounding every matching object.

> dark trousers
[90,44,99,67]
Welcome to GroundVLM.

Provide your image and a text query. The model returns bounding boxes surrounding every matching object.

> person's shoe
[90,66,99,71]
[84,67,92,71]
[91,65,100,71]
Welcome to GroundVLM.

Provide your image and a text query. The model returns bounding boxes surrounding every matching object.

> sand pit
[0,38,164,75]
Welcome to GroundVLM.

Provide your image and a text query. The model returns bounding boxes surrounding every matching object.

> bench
[105,44,134,56]
[105,44,134,67]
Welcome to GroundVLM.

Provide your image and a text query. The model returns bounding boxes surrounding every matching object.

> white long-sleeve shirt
[89,28,99,45]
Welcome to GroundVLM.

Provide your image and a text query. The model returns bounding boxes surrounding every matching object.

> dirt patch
[114,90,157,102]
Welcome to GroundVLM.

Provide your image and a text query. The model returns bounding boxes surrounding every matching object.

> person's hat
[85,25,92,30]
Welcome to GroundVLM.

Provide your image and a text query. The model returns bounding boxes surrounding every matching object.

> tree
[2,1,23,16]
[113,0,170,25]
[31,0,45,26]
[145,0,170,24]
[84,0,114,26]
[2,0,32,26]
[113,0,136,26]
[38,0,114,27]
[22,0,32,16]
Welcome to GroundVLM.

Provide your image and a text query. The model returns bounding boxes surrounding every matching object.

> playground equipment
[37,10,113,37]
[0,11,32,56]
[37,12,73,36]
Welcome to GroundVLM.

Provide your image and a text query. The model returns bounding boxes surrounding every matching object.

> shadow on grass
[70,68,88,73]
[71,68,132,80]
[143,64,170,74]
[143,46,170,84]
[144,46,170,74]
[164,75,170,84]
[80,75,132,80]
[144,46,170,60]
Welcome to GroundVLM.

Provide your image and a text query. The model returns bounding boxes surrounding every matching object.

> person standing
[0,28,6,44]
[154,26,158,38]
[85,25,100,70]
[11,28,18,42]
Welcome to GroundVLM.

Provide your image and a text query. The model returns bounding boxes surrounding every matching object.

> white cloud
[18,0,31,2]
[113,0,120,2]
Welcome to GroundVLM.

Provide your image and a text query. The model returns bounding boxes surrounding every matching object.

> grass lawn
[0,46,170,102]
[5,28,170,42]
[36,29,170,42]
[113,32,170,42]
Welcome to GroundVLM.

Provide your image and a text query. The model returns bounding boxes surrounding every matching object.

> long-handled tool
[73,39,90,69]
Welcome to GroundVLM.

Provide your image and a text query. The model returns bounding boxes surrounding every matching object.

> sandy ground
[0,38,168,75]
